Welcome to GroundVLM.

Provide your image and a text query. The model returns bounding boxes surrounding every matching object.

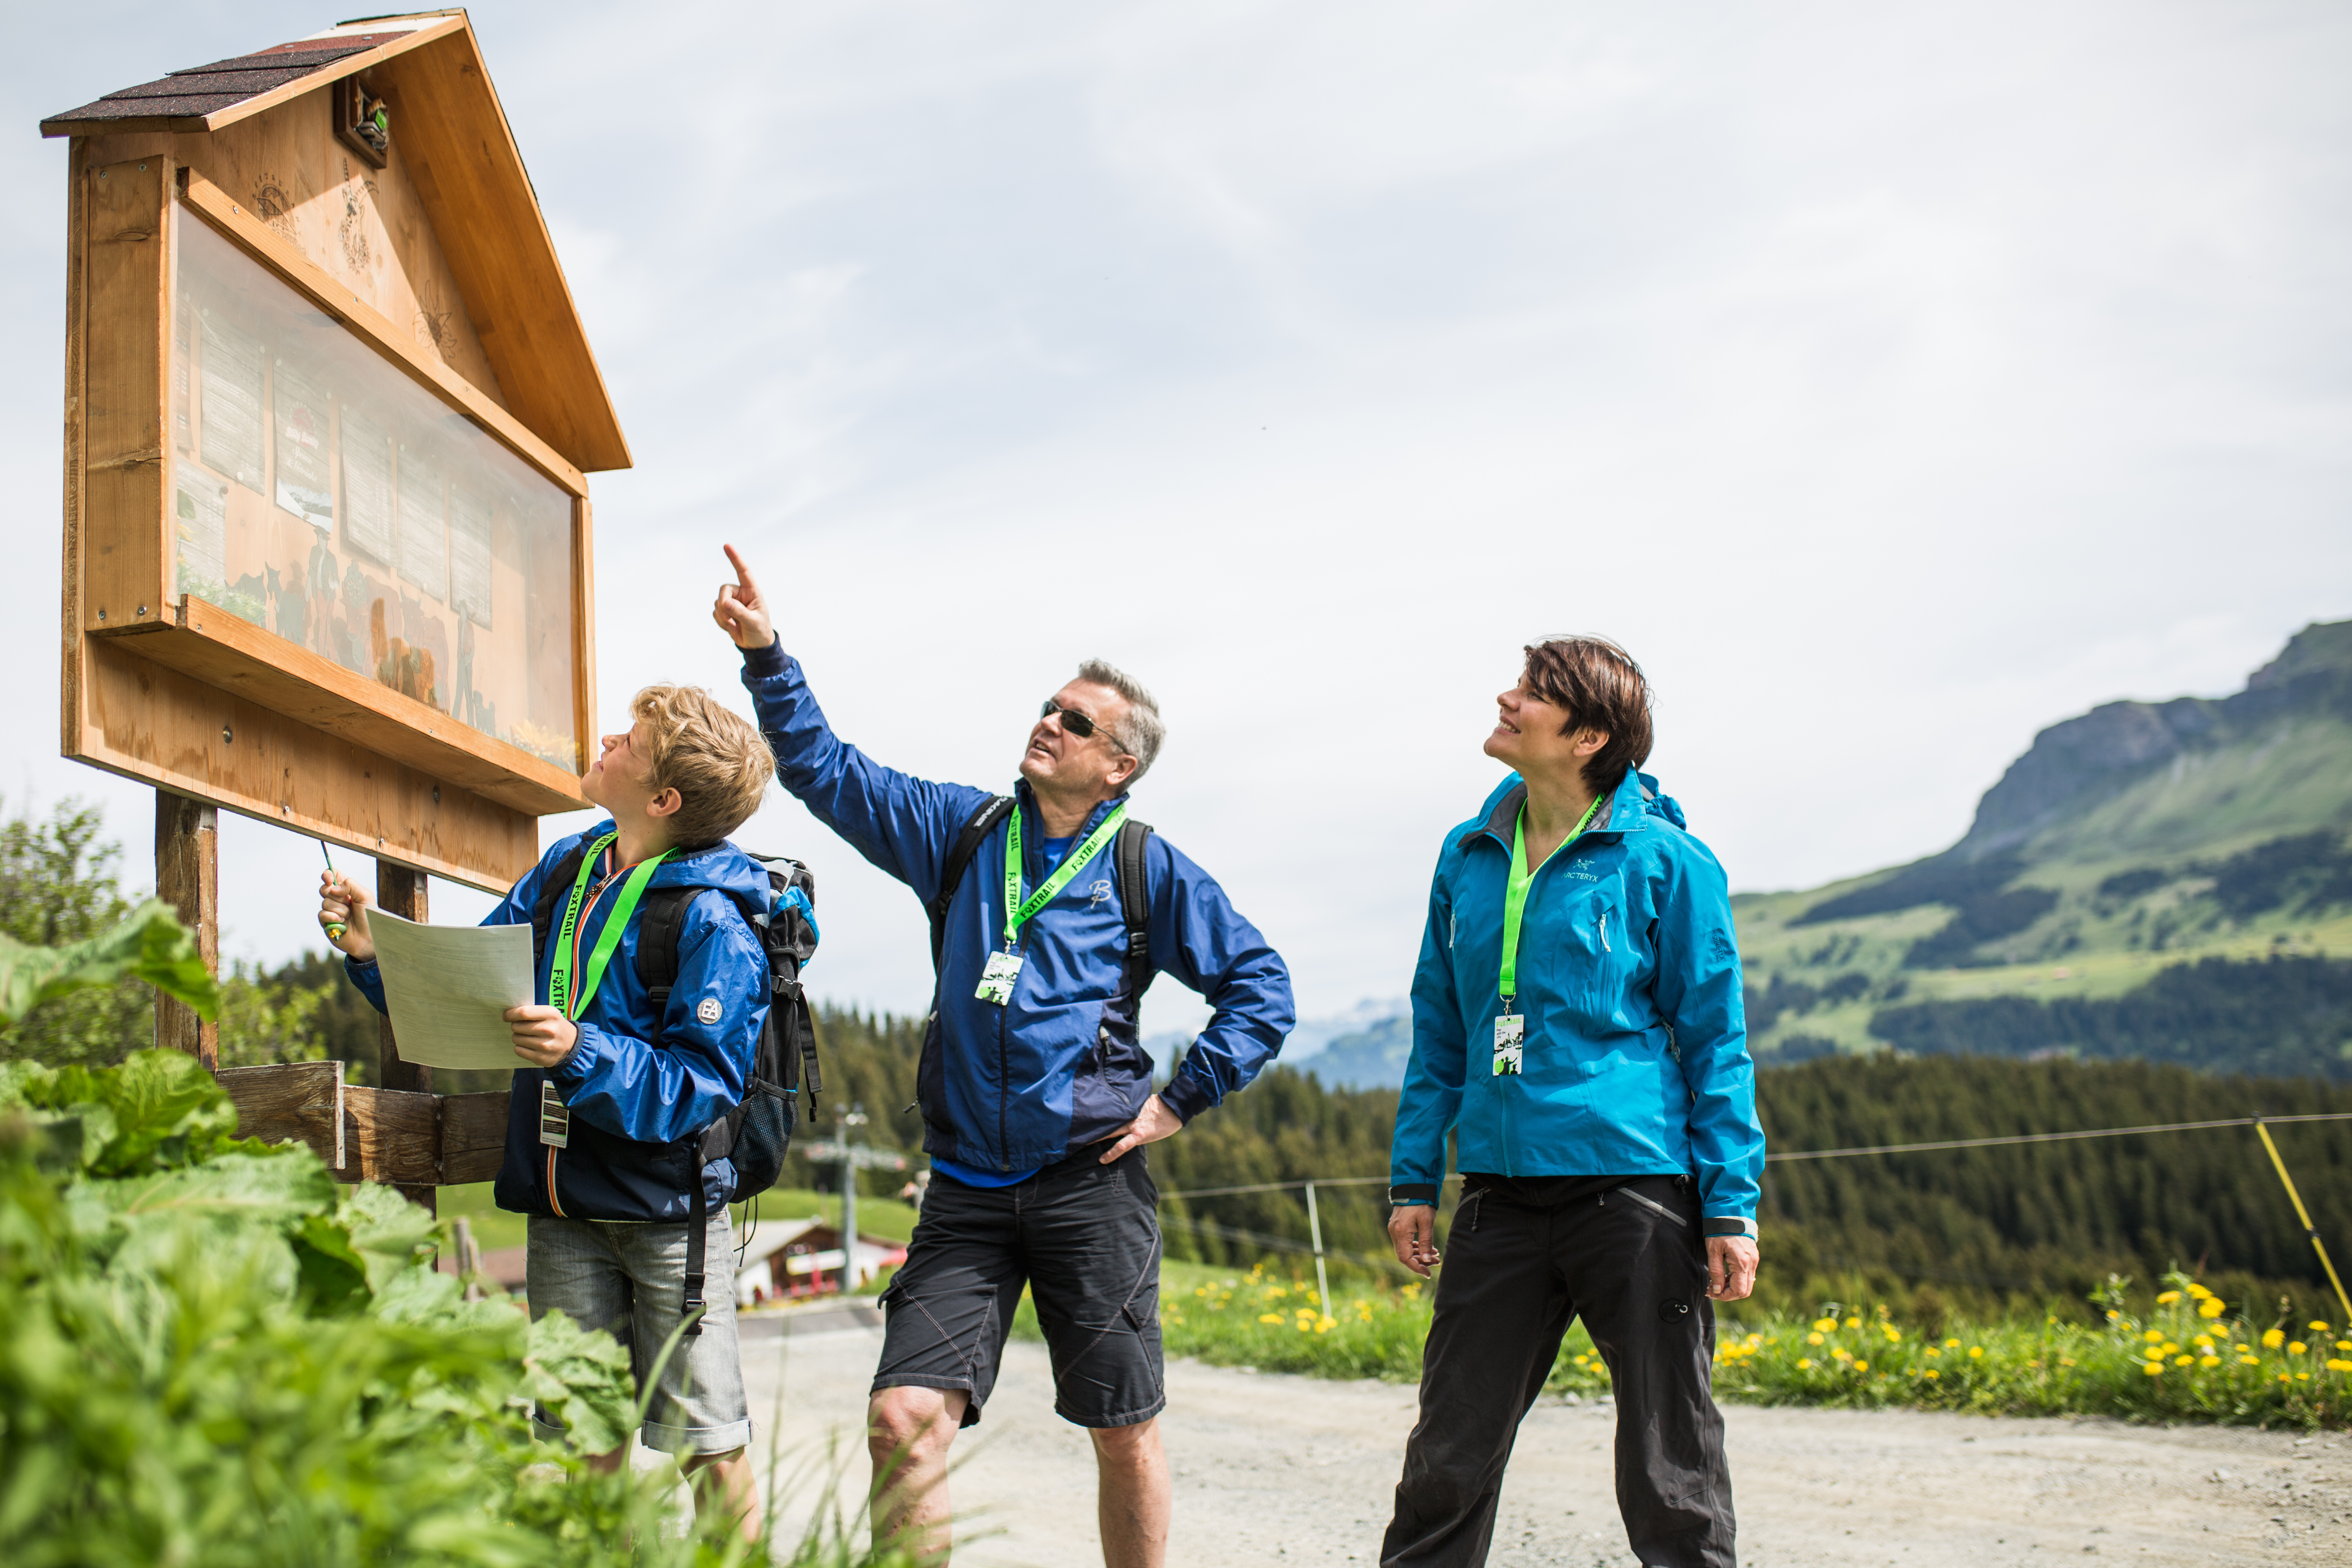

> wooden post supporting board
[375,860,435,1214]
[154,791,218,1069]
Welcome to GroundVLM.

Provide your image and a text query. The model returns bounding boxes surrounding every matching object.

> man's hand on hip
[713,544,775,650]
[1388,1205,1440,1278]
[1098,1094,1183,1163]
[1706,1236,1760,1301]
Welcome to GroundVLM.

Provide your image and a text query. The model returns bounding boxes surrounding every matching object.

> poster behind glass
[166,206,578,773]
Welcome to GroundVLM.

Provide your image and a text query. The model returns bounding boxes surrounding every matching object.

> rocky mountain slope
[1736,618,2352,1076]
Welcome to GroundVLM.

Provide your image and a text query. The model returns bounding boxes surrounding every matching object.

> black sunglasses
[1040,699,1107,742]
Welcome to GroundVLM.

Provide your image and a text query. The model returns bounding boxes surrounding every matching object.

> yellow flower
[2105,1310,2120,1321]
[2326,1359,2352,1372]
[2296,1372,2310,1382]
[2156,1290,2181,1305]
[2158,1343,2179,1356]
[1844,1316,1861,1329]
[2240,1355,2261,1366]
[2186,1283,2212,1300]
[1945,1338,1962,1349]
[1923,1369,1940,1380]
[2196,1298,2226,1319]
[2058,1357,2076,1368]
[1968,1347,1985,1359]
[1257,1314,1283,1325]
[2312,1321,2333,1333]
[2143,1330,2165,1344]
[1853,1360,1869,1372]
[2263,1328,2286,1349]
[2289,1341,2308,1356]
[1812,1318,1837,1332]
[1573,1354,1590,1366]
[1831,1348,1852,1361]
[1924,1348,1941,1359]
[2199,1355,2221,1368]
[2174,1355,2193,1367]
[1796,1358,1813,1370]
[2142,1362,2163,1376]
[1808,1332,1825,1346]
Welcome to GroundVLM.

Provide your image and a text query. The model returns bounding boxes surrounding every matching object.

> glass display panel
[168,205,578,771]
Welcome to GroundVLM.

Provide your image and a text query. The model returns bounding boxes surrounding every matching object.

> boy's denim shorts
[527,1212,752,1455]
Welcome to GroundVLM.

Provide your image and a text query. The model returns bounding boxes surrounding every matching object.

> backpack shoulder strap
[529,843,590,973]
[632,886,700,1014]
[929,795,1014,974]
[1116,817,1154,1002]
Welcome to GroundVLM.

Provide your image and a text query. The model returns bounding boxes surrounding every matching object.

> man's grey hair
[1077,658,1165,785]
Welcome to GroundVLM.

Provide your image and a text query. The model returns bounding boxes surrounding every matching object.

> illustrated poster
[340,408,393,563]
[197,309,264,489]
[272,360,334,528]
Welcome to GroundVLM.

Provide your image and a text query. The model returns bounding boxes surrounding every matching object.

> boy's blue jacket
[345,824,773,1221]
[741,641,1294,1172]
[1389,766,1765,1225]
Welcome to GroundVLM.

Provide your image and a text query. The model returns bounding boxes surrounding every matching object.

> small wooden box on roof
[46,11,629,892]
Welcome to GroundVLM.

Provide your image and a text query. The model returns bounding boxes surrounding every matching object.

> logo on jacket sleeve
[696,997,723,1025]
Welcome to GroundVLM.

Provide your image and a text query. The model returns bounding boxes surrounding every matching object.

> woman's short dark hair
[1521,637,1653,792]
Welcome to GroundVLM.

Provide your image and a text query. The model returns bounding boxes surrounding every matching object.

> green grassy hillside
[1734,620,2352,1072]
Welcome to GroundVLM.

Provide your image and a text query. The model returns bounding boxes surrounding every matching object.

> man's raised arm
[716,545,987,902]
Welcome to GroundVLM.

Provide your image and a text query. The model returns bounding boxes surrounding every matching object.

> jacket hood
[565,821,777,907]
[1469,767,1687,848]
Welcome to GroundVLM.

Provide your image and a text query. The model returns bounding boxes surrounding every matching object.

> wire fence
[1150,1111,2352,1317]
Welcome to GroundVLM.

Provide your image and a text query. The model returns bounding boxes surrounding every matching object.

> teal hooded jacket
[1388,765,1765,1227]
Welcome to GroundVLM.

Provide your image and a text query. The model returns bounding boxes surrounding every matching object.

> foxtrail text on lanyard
[975,803,1128,1006]
[1492,793,1604,1076]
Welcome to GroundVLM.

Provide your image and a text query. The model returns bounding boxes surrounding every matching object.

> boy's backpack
[530,843,821,1334]
[928,795,1155,1007]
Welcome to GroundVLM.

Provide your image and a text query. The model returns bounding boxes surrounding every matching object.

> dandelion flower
[1924,1348,1941,1359]
[2240,1355,2260,1366]
[2058,1357,2076,1368]
[1812,1318,1837,1332]
[2262,1328,2286,1349]
[2296,1372,2310,1382]
[1924,1369,1940,1380]
[2143,1362,2163,1376]
[2199,1355,2221,1368]
[2156,1291,2181,1305]
[2197,1298,2226,1319]
[2143,1330,2165,1344]
[1853,1360,1869,1372]
[2312,1321,2332,1333]
[2174,1355,2193,1367]
[1796,1358,1813,1370]
[1946,1338,1962,1349]
[2327,1359,2352,1372]
[1257,1314,1283,1325]
[1808,1332,1825,1347]
[2289,1342,2307,1356]
[1844,1317,1861,1329]
[2186,1283,2212,1300]
[1968,1347,1985,1359]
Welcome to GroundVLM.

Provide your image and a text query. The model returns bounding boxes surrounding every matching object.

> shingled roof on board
[43,35,412,126]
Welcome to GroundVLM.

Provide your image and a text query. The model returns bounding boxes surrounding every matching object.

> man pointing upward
[713,546,1294,1567]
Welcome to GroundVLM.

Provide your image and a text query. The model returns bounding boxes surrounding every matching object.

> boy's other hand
[713,544,775,650]
[506,1005,581,1067]
[320,871,375,962]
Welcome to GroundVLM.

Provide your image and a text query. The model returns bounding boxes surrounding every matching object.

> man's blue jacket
[347,824,773,1221]
[1389,766,1765,1227]
[742,641,1294,1173]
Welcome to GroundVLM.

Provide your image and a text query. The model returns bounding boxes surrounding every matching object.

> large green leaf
[0,900,221,1033]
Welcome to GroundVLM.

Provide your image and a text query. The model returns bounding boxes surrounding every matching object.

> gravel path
[735,1321,2350,1566]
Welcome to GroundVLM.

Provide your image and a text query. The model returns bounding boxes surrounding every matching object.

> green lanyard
[1002,804,1128,949]
[547,832,674,1020]
[1498,794,1605,1012]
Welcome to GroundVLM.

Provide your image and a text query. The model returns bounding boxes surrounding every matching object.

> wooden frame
[218,1060,509,1185]
[62,150,598,889]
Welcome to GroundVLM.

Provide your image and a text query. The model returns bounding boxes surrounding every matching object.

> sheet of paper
[367,910,536,1072]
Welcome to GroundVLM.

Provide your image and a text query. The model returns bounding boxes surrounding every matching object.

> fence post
[1304,1180,1331,1321]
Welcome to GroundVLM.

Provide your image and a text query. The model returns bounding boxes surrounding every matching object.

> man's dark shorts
[873,1146,1163,1430]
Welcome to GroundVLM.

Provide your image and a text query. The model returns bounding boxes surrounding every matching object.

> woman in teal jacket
[1380,637,1762,1568]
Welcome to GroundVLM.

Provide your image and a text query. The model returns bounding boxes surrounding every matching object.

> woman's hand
[320,871,375,962]
[506,1005,581,1068]
[1389,1205,1441,1277]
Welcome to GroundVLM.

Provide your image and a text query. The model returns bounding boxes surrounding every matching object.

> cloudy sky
[4,1,2348,1032]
